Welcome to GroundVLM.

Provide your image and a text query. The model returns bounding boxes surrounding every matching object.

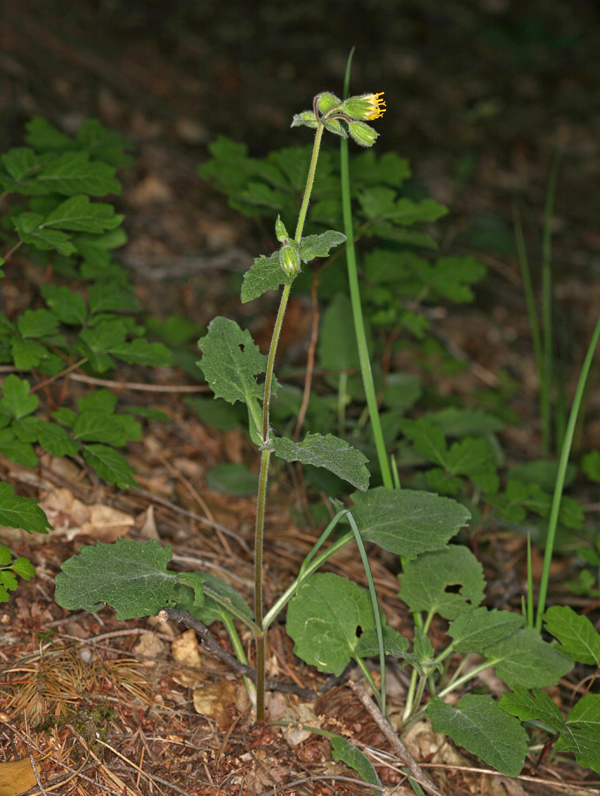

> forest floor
[0,1,599,794]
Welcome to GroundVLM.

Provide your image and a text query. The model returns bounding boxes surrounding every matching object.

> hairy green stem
[253,122,325,722]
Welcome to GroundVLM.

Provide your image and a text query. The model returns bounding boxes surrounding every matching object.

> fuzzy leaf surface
[329,734,381,795]
[298,230,346,261]
[499,688,564,731]
[0,482,51,534]
[272,433,370,491]
[241,253,294,303]
[175,571,253,626]
[427,694,528,777]
[558,694,600,772]
[543,605,600,666]
[198,317,268,406]
[352,488,471,560]
[485,628,574,689]
[398,545,484,619]
[55,539,177,619]
[448,607,524,653]
[286,573,376,675]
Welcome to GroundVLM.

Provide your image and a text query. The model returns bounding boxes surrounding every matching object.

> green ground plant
[51,89,600,788]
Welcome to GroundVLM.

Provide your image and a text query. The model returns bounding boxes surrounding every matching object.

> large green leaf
[485,628,573,689]
[287,573,377,675]
[198,317,267,406]
[55,539,177,619]
[398,545,484,619]
[351,488,471,559]
[500,689,600,773]
[241,253,295,303]
[427,694,528,777]
[543,606,600,666]
[448,607,524,654]
[0,482,51,534]
[175,571,253,626]
[272,433,370,491]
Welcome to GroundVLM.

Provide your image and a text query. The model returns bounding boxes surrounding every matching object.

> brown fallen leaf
[171,628,204,688]
[0,758,41,796]
[193,679,236,729]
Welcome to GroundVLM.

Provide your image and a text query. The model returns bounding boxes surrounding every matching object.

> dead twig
[348,680,443,796]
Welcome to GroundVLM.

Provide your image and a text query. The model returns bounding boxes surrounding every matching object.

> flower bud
[317,92,342,114]
[323,118,348,138]
[279,242,301,277]
[343,92,386,121]
[275,215,289,243]
[291,111,318,129]
[348,121,379,148]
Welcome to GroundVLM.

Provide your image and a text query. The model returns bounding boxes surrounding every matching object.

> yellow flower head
[343,92,386,121]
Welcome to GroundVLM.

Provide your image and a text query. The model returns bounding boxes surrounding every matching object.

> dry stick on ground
[159,608,316,700]
[347,680,443,796]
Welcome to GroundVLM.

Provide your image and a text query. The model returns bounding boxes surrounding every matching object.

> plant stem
[253,121,326,722]
[535,310,600,629]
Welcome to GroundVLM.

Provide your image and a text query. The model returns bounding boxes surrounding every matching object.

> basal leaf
[427,694,528,777]
[485,628,573,689]
[41,285,88,325]
[351,488,471,559]
[42,194,123,234]
[0,482,51,534]
[354,625,409,659]
[272,433,370,491]
[287,573,377,675]
[543,605,600,666]
[198,317,268,407]
[398,545,484,619]
[329,734,382,795]
[0,375,39,419]
[81,444,137,488]
[298,230,346,262]
[499,687,564,731]
[558,694,600,772]
[241,252,294,303]
[175,571,253,626]
[449,607,524,654]
[55,538,177,619]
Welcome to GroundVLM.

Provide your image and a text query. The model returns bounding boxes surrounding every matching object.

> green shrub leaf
[398,545,484,618]
[427,694,528,777]
[81,444,137,488]
[73,410,141,446]
[0,375,38,419]
[287,573,377,675]
[0,482,51,534]
[41,285,88,325]
[543,605,600,666]
[272,433,370,491]
[55,538,177,619]
[351,488,471,559]
[42,195,123,232]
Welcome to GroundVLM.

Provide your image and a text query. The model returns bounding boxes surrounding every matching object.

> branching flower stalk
[253,91,386,722]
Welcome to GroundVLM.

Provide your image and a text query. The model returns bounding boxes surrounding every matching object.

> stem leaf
[272,432,370,491]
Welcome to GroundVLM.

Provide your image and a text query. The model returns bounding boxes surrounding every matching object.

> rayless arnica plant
[54,87,600,788]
